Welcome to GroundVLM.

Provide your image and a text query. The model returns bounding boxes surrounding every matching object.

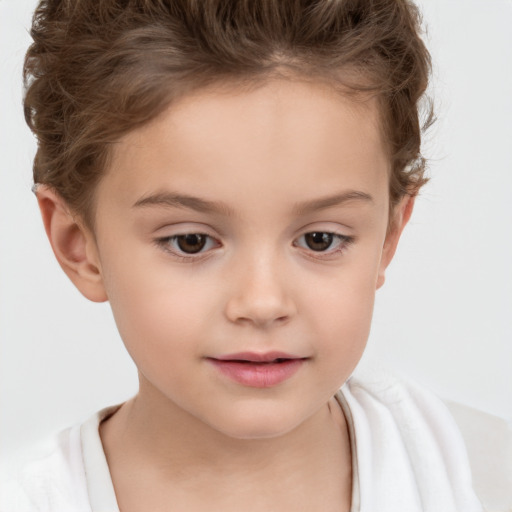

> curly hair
[24,0,432,225]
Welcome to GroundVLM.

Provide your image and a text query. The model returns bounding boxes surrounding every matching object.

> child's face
[75,79,406,439]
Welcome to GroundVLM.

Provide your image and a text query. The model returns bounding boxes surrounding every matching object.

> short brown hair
[24,0,432,225]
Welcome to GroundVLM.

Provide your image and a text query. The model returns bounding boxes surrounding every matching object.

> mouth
[207,352,308,388]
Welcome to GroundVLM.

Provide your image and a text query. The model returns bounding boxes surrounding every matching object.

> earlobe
[35,185,108,303]
[376,195,415,290]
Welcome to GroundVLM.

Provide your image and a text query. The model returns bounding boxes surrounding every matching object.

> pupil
[305,232,333,251]
[177,234,207,254]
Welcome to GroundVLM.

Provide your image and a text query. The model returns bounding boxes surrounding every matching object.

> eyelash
[155,231,354,261]
[154,233,219,262]
[293,232,354,257]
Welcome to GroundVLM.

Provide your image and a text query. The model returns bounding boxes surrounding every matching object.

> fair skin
[37,78,413,511]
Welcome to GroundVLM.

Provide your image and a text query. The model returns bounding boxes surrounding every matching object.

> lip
[207,352,307,388]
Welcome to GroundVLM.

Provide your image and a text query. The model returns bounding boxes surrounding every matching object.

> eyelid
[152,220,220,236]
[154,232,222,261]
[293,231,355,258]
[152,225,354,262]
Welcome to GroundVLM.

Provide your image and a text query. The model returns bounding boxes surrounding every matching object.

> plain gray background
[1,0,511,461]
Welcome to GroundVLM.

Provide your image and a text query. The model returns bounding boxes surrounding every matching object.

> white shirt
[0,369,483,512]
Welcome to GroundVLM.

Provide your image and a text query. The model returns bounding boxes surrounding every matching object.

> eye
[294,232,353,253]
[156,233,219,256]
[174,234,208,254]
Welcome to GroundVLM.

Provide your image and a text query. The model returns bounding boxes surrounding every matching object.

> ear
[376,195,415,289]
[35,185,108,302]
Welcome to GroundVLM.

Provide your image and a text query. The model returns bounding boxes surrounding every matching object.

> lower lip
[208,359,305,388]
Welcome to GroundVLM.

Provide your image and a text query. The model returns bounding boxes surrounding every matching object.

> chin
[209,407,308,441]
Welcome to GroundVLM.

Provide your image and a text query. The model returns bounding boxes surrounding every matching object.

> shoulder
[0,425,91,512]
[339,365,484,512]
[444,400,512,512]
[343,365,461,438]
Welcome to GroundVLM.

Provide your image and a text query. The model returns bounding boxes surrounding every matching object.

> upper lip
[210,351,306,363]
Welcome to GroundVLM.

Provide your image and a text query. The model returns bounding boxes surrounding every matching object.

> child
[2,0,483,510]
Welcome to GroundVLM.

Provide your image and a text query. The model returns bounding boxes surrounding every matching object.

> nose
[224,252,297,328]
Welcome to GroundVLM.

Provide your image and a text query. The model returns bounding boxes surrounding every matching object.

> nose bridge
[225,242,295,327]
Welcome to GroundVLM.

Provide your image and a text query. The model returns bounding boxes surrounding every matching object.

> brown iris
[176,234,208,254]
[304,232,334,251]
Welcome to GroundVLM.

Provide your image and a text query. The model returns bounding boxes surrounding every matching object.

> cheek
[106,282,213,394]
[101,255,216,364]
[302,254,380,362]
[315,282,375,350]
[311,287,374,393]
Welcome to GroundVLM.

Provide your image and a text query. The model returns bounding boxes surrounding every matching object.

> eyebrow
[133,192,235,216]
[292,190,374,215]
[133,189,373,216]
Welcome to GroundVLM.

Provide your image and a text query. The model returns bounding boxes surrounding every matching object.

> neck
[100,377,352,510]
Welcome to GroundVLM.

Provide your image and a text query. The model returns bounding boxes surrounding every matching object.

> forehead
[100,78,389,218]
